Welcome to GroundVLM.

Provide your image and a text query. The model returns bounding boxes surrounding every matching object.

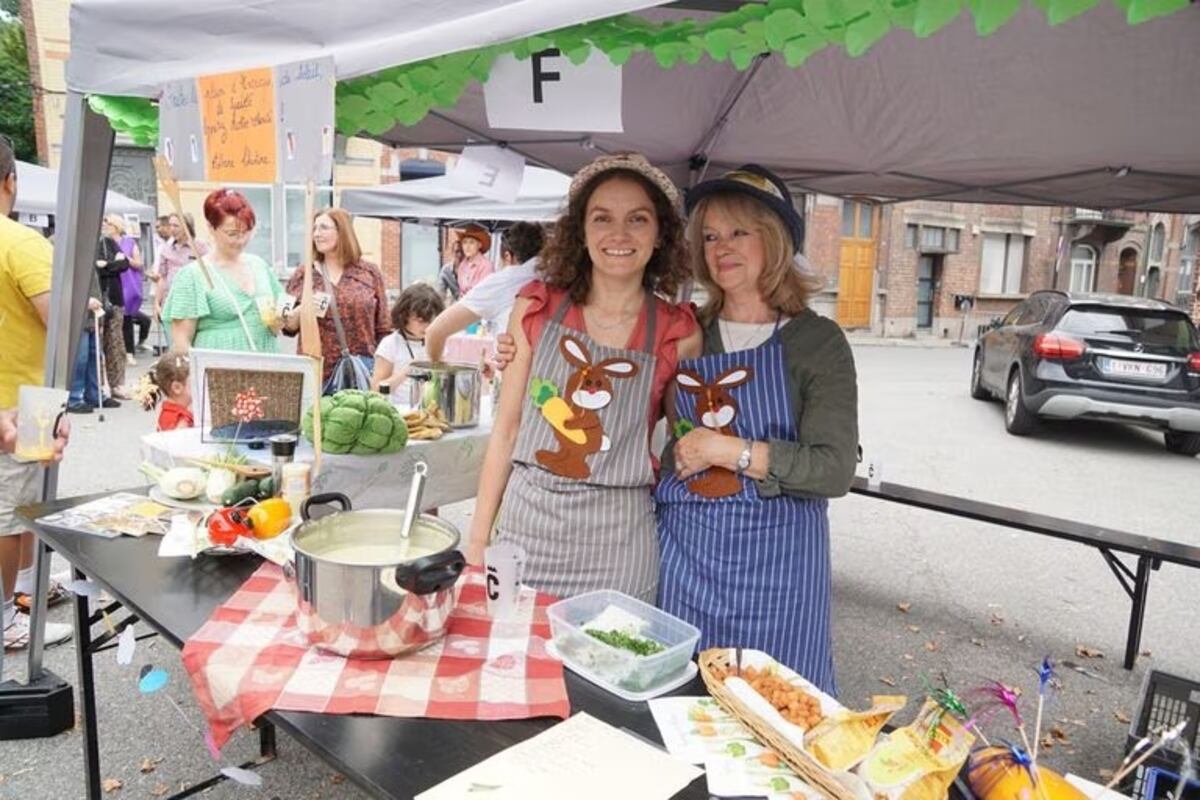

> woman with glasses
[161,189,284,353]
[281,208,391,387]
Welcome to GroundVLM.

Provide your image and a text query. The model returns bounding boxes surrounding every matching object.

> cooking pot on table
[407,361,481,428]
[287,492,466,659]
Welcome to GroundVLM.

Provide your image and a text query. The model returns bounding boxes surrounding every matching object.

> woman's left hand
[674,428,732,480]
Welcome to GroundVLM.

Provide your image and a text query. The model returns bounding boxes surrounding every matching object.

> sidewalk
[845,333,971,349]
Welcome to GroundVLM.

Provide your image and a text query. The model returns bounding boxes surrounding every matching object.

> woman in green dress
[162,188,283,353]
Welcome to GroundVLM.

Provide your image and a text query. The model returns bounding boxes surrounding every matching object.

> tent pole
[28,91,115,681]
[687,54,768,187]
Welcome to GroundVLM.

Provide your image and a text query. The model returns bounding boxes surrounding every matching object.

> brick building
[802,194,1200,338]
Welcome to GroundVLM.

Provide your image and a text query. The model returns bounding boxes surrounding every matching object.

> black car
[971,291,1200,455]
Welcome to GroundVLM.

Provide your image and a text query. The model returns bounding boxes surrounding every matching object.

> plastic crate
[1123,670,1200,799]
[1143,768,1200,800]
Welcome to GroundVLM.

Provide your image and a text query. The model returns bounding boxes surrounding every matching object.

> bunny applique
[532,334,639,480]
[675,365,754,498]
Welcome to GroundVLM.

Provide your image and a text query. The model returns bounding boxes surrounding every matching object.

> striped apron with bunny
[495,293,660,602]
[655,325,836,695]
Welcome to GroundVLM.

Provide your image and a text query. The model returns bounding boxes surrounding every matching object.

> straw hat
[567,152,682,213]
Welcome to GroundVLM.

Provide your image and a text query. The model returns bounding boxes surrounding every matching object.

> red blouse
[518,281,698,444]
[158,400,194,431]
[285,260,392,380]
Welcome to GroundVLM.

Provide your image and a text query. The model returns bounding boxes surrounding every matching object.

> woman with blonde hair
[655,164,859,695]
[282,207,390,390]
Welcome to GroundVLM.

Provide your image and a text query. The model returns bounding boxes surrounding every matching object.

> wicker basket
[698,648,855,800]
[202,368,305,443]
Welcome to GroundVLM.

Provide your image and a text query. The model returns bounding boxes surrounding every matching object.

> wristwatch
[735,439,753,474]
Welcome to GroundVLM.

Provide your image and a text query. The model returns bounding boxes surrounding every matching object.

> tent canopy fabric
[372,4,1200,212]
[70,1,1200,213]
[340,167,569,222]
[14,160,155,220]
[65,0,664,97]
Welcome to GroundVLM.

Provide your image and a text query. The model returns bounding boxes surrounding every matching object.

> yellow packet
[804,694,907,771]
[857,699,975,800]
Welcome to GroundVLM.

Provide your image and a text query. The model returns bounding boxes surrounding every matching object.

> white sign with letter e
[447,146,525,203]
[484,49,623,133]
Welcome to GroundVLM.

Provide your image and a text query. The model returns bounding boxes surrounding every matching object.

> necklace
[719,317,770,352]
[583,304,640,331]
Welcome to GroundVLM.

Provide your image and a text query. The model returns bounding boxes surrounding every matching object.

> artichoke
[302,390,408,455]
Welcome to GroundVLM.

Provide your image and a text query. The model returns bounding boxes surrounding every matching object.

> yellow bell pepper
[541,396,587,444]
[247,497,293,540]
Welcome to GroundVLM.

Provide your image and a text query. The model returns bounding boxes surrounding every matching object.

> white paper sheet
[416,712,701,800]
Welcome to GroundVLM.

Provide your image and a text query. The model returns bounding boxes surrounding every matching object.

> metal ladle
[399,462,429,556]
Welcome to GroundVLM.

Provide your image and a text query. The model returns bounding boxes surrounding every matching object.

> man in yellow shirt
[0,138,72,650]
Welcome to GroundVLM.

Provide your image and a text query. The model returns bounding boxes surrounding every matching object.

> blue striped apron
[655,324,836,695]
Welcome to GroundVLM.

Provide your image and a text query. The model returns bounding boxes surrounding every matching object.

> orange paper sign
[198,67,277,183]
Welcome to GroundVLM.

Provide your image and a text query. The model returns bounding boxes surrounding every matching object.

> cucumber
[221,479,261,507]
[256,476,275,499]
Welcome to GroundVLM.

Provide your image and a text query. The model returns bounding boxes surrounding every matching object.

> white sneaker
[126,353,137,367]
[3,615,72,650]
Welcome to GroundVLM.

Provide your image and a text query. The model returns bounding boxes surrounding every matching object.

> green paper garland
[90,0,1191,146]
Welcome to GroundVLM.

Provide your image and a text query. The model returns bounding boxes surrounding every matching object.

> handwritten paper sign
[199,67,276,183]
[447,145,525,203]
[158,57,334,184]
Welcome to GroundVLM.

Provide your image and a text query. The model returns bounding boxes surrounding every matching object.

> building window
[922,226,945,250]
[947,228,960,251]
[1178,226,1199,307]
[905,224,918,249]
[842,201,873,239]
[1150,223,1166,263]
[401,222,441,287]
[1069,244,1097,293]
[981,233,1027,294]
[284,185,335,271]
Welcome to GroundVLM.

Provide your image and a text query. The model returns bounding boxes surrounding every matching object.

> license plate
[1098,357,1167,379]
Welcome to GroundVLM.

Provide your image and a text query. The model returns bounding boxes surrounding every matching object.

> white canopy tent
[14,160,154,221]
[340,167,569,223]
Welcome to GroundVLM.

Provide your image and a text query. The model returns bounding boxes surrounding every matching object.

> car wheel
[1164,431,1200,456]
[1004,369,1036,435]
[970,351,989,400]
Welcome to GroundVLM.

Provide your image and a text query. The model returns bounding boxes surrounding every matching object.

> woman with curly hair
[465,154,701,602]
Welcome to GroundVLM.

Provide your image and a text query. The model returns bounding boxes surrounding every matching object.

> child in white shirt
[371,284,445,400]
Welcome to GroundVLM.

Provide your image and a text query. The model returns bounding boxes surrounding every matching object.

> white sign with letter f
[484,49,623,133]
[447,145,525,203]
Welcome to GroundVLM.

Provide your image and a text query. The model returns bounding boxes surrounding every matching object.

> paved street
[1,344,1196,798]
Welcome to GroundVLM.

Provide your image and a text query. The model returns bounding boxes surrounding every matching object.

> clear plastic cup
[485,542,526,620]
[256,296,280,330]
[14,386,67,463]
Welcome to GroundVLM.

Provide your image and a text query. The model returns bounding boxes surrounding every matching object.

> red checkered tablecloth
[181,564,570,750]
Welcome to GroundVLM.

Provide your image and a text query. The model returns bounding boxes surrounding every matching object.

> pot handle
[394,550,465,596]
[301,492,352,521]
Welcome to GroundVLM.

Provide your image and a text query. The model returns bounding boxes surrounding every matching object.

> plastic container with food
[547,589,700,698]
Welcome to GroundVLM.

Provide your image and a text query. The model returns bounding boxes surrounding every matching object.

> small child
[137,352,193,431]
[371,284,445,399]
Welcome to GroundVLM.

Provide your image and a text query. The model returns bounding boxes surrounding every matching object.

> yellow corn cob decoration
[541,396,586,444]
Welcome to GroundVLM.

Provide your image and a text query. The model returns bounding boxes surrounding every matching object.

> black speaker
[0,670,75,739]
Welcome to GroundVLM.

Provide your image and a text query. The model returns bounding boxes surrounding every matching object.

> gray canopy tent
[27,0,1200,669]
[14,160,154,221]
[340,166,570,223]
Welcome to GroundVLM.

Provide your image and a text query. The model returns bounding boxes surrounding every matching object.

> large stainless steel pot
[288,492,465,659]
[407,361,481,428]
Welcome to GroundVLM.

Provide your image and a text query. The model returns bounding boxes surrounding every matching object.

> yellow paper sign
[199,67,277,183]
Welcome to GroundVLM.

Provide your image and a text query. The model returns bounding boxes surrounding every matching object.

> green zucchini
[221,479,261,507]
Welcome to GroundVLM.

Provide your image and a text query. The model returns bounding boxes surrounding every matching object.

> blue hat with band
[685,164,805,253]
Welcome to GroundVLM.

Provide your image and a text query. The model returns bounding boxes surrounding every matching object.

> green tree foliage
[0,15,36,162]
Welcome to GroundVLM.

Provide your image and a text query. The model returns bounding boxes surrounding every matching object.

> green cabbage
[302,390,408,455]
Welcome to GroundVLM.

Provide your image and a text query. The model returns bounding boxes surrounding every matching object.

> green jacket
[661,308,859,499]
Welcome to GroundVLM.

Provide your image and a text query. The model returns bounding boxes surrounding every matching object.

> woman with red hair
[162,189,283,352]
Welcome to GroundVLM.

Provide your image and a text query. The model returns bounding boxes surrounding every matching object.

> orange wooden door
[837,202,877,328]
